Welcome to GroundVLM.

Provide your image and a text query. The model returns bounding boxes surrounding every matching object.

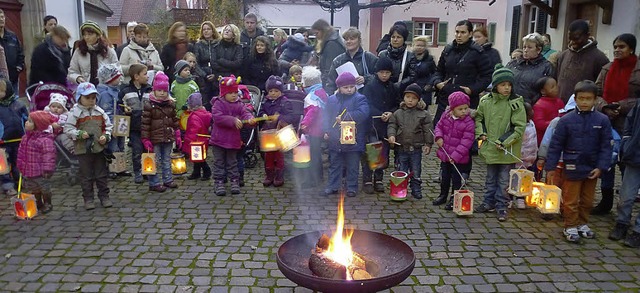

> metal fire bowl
[276,230,415,293]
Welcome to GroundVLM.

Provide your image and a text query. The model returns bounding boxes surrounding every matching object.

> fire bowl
[276,230,415,293]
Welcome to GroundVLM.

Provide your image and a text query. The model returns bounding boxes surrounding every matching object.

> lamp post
[316,0,347,26]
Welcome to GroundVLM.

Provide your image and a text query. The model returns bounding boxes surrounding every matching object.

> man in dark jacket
[0,9,24,96]
[240,13,264,62]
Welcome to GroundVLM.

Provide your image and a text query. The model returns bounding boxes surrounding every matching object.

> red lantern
[453,190,474,216]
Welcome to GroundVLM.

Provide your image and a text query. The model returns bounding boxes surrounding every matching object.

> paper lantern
[508,169,535,197]
[366,141,386,170]
[141,153,157,175]
[536,184,561,214]
[112,115,131,137]
[0,148,9,175]
[11,193,38,220]
[190,141,207,162]
[340,121,356,144]
[453,189,474,216]
[259,130,280,152]
[389,171,408,201]
[276,125,300,152]
[292,135,310,168]
[171,153,187,175]
[528,182,545,207]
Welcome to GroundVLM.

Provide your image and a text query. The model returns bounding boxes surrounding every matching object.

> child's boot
[591,188,614,215]
[239,171,245,187]
[84,196,96,210]
[214,180,226,196]
[273,169,284,187]
[444,197,454,210]
[201,168,211,181]
[433,194,447,205]
[230,179,241,194]
[263,168,274,187]
[187,168,201,180]
[100,196,113,208]
[42,192,53,213]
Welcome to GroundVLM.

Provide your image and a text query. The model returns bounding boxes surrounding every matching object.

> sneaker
[497,210,508,222]
[563,227,581,243]
[164,181,178,188]
[507,200,514,209]
[516,198,526,210]
[84,200,96,210]
[363,182,374,194]
[5,188,17,196]
[374,181,385,192]
[346,191,357,197]
[474,203,495,213]
[577,224,596,239]
[101,198,113,208]
[609,223,629,241]
[230,180,241,194]
[149,185,167,193]
[624,231,640,248]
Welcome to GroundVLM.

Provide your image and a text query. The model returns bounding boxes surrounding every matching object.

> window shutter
[489,22,497,44]
[438,21,448,45]
[536,1,548,34]
[510,5,522,54]
[404,20,414,41]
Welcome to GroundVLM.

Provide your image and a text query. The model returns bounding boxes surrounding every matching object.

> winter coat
[556,38,609,103]
[318,31,346,91]
[64,103,113,155]
[544,109,612,180]
[434,110,475,164]
[532,96,565,145]
[97,84,121,119]
[480,42,502,70]
[323,91,370,152]
[243,53,279,92]
[280,36,314,62]
[387,100,434,152]
[119,41,163,84]
[621,101,640,167]
[209,97,254,149]
[519,120,538,168]
[362,75,400,139]
[182,108,212,154]
[433,40,493,109]
[506,55,555,104]
[413,53,437,103]
[379,45,416,92]
[0,29,24,83]
[141,98,179,144]
[171,78,199,117]
[240,29,265,60]
[375,34,391,55]
[29,35,71,86]
[118,82,151,132]
[194,39,218,76]
[67,46,118,85]
[160,41,194,83]
[326,47,378,94]
[300,84,328,137]
[257,95,295,131]
[283,82,306,127]
[595,57,640,133]
[17,131,56,178]
[0,97,28,140]
[211,40,243,77]
[542,46,557,60]
[475,92,527,164]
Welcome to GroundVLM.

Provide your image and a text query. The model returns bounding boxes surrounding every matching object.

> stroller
[25,82,79,185]
[240,85,263,168]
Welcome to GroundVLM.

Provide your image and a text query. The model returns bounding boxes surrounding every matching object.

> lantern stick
[429,129,467,190]
[0,138,22,145]
[332,109,347,128]
[372,115,382,119]
[196,134,211,138]
[383,138,401,146]
[242,114,279,124]
[485,139,526,165]
[17,175,22,196]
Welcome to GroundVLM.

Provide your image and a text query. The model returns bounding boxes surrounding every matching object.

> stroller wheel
[245,152,258,169]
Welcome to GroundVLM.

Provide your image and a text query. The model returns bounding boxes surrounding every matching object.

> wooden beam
[529,0,561,29]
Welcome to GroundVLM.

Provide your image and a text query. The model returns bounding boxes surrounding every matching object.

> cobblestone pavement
[1,152,640,292]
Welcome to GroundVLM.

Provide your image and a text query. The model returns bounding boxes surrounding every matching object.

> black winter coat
[413,53,437,103]
[29,38,71,86]
[480,42,502,70]
[211,40,243,78]
[240,29,265,61]
[0,29,24,83]
[378,45,416,93]
[194,39,218,76]
[243,53,279,92]
[326,48,378,94]
[506,55,555,104]
[433,40,492,109]
[318,31,345,91]
[621,101,640,167]
[160,41,194,83]
[362,75,400,138]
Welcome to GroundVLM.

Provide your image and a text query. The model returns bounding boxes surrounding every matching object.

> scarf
[87,43,99,86]
[174,75,193,84]
[0,96,13,107]
[175,41,188,63]
[603,54,638,103]
[303,84,326,109]
[386,44,407,60]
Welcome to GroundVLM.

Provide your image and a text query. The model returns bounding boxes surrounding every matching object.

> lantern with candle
[12,177,38,220]
[259,130,280,152]
[453,189,474,216]
[0,148,9,175]
[292,135,310,168]
[141,153,156,175]
[528,182,545,207]
[508,169,534,197]
[277,125,300,152]
[190,141,207,162]
[171,153,187,175]
[536,184,561,214]
[340,121,356,145]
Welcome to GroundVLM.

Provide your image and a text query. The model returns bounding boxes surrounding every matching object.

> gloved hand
[175,129,182,149]
[142,139,153,152]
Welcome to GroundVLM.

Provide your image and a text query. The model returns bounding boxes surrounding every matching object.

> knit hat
[98,63,122,84]
[448,91,470,110]
[153,71,170,91]
[174,60,190,76]
[30,111,54,132]
[302,66,322,87]
[219,75,240,98]
[375,57,394,72]
[492,64,514,88]
[187,92,203,109]
[265,75,284,92]
[48,93,67,108]
[335,72,356,88]
[292,33,305,44]
[404,83,422,98]
[80,20,102,36]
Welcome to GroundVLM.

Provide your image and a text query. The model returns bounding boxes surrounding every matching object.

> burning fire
[324,194,355,278]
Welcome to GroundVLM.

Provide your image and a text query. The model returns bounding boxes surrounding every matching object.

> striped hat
[492,64,514,88]
[80,20,102,36]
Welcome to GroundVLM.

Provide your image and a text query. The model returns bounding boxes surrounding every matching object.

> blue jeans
[148,142,173,187]
[130,131,143,180]
[483,164,513,211]
[326,150,361,193]
[397,150,423,195]
[616,165,640,233]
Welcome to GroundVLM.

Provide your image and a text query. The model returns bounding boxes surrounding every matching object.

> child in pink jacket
[183,93,212,181]
[299,66,328,188]
[433,92,476,210]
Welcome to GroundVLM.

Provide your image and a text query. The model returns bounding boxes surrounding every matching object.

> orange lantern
[12,177,38,220]
[171,153,187,175]
[292,135,310,168]
[340,121,356,144]
[0,148,9,175]
[141,153,157,175]
[528,182,545,207]
[453,189,474,216]
[536,184,562,214]
[190,141,207,162]
[259,130,280,152]
[508,169,534,197]
[276,125,300,152]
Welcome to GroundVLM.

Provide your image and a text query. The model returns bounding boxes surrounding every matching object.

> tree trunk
[349,0,360,28]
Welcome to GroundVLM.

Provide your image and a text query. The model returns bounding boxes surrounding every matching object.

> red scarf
[603,54,637,103]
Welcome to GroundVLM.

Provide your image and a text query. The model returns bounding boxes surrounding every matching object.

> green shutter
[489,22,497,44]
[438,21,448,45]
[403,20,414,42]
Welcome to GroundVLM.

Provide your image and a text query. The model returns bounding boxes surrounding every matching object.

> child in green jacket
[171,57,199,118]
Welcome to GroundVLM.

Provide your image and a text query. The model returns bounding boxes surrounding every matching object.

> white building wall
[252,3,352,35]
[45,0,81,41]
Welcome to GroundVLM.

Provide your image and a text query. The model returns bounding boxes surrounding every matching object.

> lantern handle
[17,175,22,197]
[484,139,526,165]
[429,129,467,190]
[332,108,347,128]
[0,138,22,145]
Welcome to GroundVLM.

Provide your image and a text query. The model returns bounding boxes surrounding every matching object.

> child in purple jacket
[209,76,256,196]
[433,91,475,210]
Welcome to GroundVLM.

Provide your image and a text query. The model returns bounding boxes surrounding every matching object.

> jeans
[562,178,597,228]
[148,142,173,187]
[130,131,143,180]
[482,164,513,211]
[326,150,361,193]
[440,161,472,196]
[1,142,19,190]
[616,165,640,233]
[397,150,423,195]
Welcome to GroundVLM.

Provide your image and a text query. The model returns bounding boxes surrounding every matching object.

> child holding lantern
[323,72,370,197]
[299,66,328,188]
[182,93,212,181]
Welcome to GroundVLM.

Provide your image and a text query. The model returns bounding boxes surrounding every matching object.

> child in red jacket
[533,77,565,145]
[183,93,212,180]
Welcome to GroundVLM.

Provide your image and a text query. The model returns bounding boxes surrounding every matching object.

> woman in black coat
[160,22,194,84]
[311,19,345,91]
[194,21,220,109]
[29,25,71,87]
[211,24,243,78]
[243,36,279,93]
[378,25,416,93]
[472,26,502,70]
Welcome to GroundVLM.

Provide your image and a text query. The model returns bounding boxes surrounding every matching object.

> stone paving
[1,152,640,292]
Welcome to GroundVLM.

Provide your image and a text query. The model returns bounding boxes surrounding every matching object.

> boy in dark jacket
[545,80,612,243]
[361,57,399,194]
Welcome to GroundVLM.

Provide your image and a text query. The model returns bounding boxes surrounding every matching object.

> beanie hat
[265,75,284,92]
[30,111,54,132]
[98,63,122,84]
[174,60,190,76]
[219,75,241,99]
[187,92,203,109]
[292,33,305,44]
[80,20,102,36]
[403,83,422,98]
[48,93,68,108]
[153,71,170,91]
[375,57,394,72]
[302,66,322,87]
[335,72,356,88]
[448,91,470,110]
[492,64,514,89]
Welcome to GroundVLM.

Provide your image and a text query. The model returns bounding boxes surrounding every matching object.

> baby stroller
[241,85,263,168]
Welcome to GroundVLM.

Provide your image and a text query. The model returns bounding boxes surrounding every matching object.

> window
[488,22,497,44]
[468,18,487,30]
[438,22,448,45]
[411,17,438,46]
[529,5,539,33]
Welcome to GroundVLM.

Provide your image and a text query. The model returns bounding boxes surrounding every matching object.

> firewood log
[309,252,347,279]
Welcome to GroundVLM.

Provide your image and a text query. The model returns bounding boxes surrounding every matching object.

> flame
[324,194,355,279]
